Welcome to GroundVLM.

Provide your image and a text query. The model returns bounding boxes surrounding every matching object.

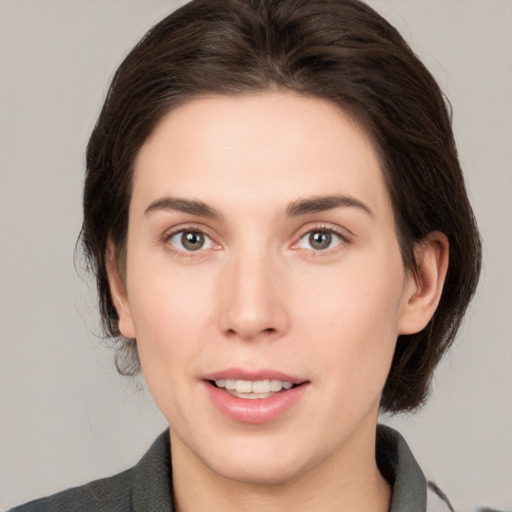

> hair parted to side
[81,0,481,412]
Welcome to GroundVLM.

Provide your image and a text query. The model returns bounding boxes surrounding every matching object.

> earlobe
[397,232,449,335]
[106,242,136,339]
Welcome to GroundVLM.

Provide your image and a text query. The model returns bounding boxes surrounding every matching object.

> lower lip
[204,382,308,424]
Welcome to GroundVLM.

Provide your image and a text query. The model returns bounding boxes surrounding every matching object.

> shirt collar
[132,425,428,512]
[377,424,427,512]
[132,430,173,512]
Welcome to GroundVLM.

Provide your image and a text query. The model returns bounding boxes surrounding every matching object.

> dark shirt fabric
[9,425,438,512]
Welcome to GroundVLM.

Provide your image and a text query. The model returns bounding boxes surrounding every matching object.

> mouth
[203,372,309,423]
[209,378,300,399]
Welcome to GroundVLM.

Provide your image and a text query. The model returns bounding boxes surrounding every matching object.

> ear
[105,242,136,339]
[397,232,449,335]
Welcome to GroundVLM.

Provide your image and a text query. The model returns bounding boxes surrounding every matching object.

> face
[111,92,422,485]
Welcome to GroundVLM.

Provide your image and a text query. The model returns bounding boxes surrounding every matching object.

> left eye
[168,230,215,252]
[297,230,343,251]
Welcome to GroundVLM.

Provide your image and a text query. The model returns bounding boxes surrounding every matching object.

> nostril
[225,327,276,337]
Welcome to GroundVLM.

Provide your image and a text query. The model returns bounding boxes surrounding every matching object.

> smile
[203,370,309,424]
[213,379,295,399]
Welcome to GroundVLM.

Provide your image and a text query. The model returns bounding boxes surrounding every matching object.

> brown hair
[81,0,481,412]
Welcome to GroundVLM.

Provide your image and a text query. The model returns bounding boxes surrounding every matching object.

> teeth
[252,380,269,393]
[235,380,252,393]
[269,379,282,392]
[214,379,295,394]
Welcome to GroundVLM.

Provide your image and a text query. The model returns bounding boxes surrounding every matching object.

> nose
[218,250,289,342]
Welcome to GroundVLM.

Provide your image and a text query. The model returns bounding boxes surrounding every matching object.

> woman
[8,0,498,510]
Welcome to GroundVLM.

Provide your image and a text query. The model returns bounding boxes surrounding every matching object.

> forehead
[131,92,391,220]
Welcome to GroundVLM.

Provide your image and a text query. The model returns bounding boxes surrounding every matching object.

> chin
[209,454,310,486]
[192,433,325,487]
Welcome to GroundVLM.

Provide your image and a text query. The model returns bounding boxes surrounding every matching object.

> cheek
[126,259,214,384]
[293,250,405,387]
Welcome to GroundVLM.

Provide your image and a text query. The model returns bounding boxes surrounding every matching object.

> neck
[170,424,391,512]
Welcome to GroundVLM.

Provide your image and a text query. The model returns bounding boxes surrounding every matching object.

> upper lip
[202,368,307,384]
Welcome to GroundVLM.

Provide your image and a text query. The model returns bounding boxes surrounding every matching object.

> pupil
[310,231,331,250]
[182,232,204,251]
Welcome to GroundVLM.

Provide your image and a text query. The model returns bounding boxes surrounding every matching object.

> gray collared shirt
[7,425,472,512]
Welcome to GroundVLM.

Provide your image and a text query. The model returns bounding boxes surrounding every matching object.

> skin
[107,92,448,512]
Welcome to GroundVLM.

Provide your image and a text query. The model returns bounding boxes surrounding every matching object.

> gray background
[0,0,511,510]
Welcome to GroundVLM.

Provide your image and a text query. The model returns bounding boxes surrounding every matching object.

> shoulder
[8,468,134,512]
[378,425,454,512]
[377,425,507,512]
[8,430,173,512]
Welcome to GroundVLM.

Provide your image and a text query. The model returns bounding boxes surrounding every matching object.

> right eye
[168,230,215,252]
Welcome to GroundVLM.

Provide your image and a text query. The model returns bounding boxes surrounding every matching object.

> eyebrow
[144,197,221,218]
[286,195,373,217]
[143,194,372,219]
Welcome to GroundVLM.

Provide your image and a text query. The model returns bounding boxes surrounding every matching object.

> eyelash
[162,224,351,257]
